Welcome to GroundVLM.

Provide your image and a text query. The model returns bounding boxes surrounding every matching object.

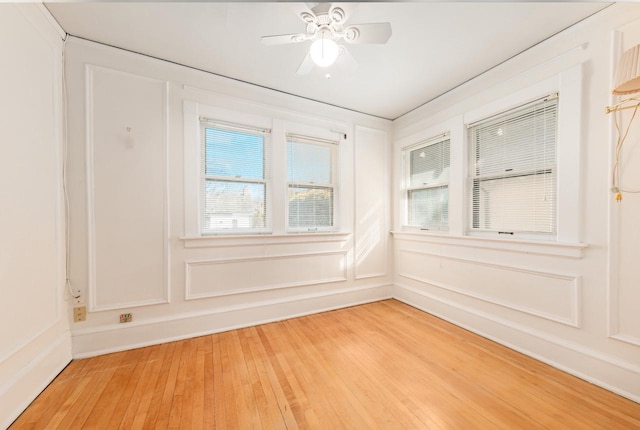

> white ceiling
[46,2,609,120]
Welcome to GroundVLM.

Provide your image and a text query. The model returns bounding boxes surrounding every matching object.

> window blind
[287,135,336,231]
[200,119,270,234]
[468,96,558,235]
[406,136,450,230]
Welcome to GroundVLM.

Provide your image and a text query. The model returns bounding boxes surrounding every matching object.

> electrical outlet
[119,313,132,323]
[73,289,83,305]
[73,306,86,322]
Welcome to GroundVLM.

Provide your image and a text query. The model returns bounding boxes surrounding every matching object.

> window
[200,119,270,234]
[404,134,450,230]
[467,95,558,236]
[287,134,338,231]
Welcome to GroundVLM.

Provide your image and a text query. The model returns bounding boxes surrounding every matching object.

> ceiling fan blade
[337,45,358,72]
[329,3,358,25]
[261,33,307,46]
[290,3,317,25]
[344,22,392,44]
[296,53,315,75]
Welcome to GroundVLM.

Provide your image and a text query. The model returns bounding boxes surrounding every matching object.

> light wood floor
[10,300,640,429]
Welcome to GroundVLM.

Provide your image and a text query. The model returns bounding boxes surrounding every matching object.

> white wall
[0,4,71,427]
[392,3,640,402]
[64,37,393,358]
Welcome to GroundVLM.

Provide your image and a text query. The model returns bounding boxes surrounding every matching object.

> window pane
[288,186,333,228]
[409,139,450,187]
[205,127,264,179]
[287,141,331,184]
[473,104,556,177]
[468,97,558,235]
[203,180,266,231]
[408,186,448,229]
[472,172,556,233]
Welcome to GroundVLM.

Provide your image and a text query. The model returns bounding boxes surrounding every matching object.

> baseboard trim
[64,281,640,404]
[72,284,392,359]
[1,332,72,429]
[394,283,640,404]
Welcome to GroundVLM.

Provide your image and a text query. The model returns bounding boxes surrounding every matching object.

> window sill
[181,232,351,248]
[390,231,587,258]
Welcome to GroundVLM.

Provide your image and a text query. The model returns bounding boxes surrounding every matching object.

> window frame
[393,65,582,246]
[403,133,451,231]
[198,117,273,236]
[466,94,559,239]
[183,100,350,242]
[286,133,339,233]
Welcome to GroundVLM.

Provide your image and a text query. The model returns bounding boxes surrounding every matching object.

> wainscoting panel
[397,249,579,326]
[354,126,389,279]
[86,65,169,311]
[186,251,348,299]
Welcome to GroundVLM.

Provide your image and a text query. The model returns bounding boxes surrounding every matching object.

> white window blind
[405,135,450,230]
[287,134,337,231]
[468,95,558,236]
[200,119,271,234]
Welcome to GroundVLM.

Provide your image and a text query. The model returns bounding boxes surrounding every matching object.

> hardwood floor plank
[243,326,298,430]
[320,308,502,429]
[210,334,227,429]
[166,339,191,429]
[149,340,183,429]
[294,315,425,429]
[190,335,207,429]
[178,339,196,430]
[63,351,132,428]
[41,353,118,429]
[102,347,153,429]
[300,312,440,429]
[9,300,640,429]
[257,323,326,428]
[237,328,287,430]
[226,330,263,429]
[80,351,141,428]
[140,341,177,430]
[282,317,397,429]
[256,325,312,428]
[200,334,215,429]
[128,343,170,430]
[274,318,374,429]
[41,370,95,429]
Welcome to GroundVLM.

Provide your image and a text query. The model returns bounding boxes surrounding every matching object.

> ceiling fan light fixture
[261,3,391,74]
[310,37,339,67]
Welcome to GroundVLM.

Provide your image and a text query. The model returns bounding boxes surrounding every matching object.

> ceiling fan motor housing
[307,4,348,40]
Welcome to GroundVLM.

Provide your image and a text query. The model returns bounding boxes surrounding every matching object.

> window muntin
[200,120,270,234]
[468,95,558,236]
[405,135,450,230]
[287,135,337,231]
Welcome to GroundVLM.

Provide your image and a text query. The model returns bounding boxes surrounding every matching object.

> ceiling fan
[260,3,392,75]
